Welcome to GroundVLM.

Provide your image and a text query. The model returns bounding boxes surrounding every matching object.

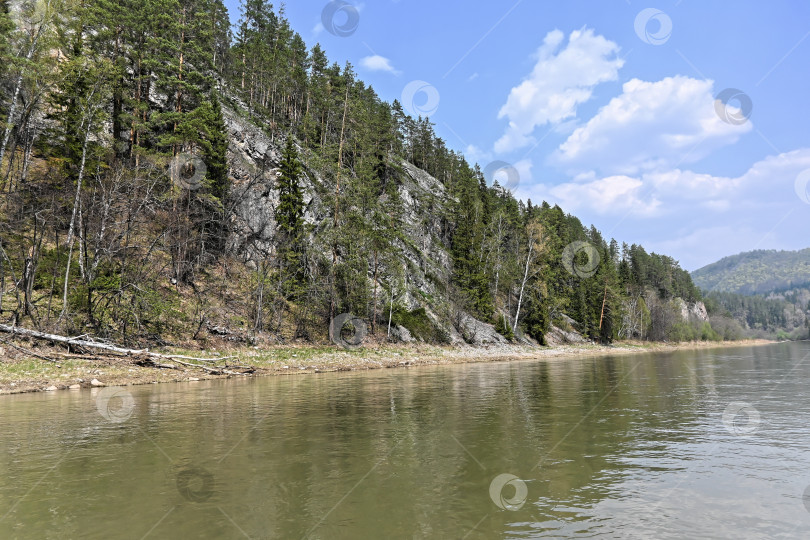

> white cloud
[464,144,491,165]
[549,174,662,216]
[494,28,624,154]
[514,159,534,185]
[359,55,400,75]
[733,148,810,200]
[646,148,810,207]
[645,169,738,201]
[502,149,810,270]
[519,147,810,221]
[650,226,764,271]
[553,76,752,175]
[701,199,731,212]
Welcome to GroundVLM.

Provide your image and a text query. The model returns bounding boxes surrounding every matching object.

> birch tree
[58,60,112,319]
[513,220,545,333]
[0,0,56,176]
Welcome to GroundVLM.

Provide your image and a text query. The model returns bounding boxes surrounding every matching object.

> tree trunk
[598,281,608,331]
[329,82,351,339]
[173,7,186,140]
[0,248,4,315]
[60,120,92,319]
[371,250,378,334]
[0,1,49,172]
[19,132,34,185]
[0,72,25,176]
[513,234,535,333]
[0,324,248,373]
[22,247,34,316]
[387,285,394,337]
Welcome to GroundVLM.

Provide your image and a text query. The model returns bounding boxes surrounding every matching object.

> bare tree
[513,221,545,333]
[0,0,54,173]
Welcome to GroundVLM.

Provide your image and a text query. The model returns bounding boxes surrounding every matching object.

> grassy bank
[0,339,776,395]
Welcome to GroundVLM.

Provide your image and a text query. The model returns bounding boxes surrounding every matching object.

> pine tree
[0,1,13,72]
[301,43,327,148]
[0,0,59,178]
[196,95,229,201]
[521,289,549,344]
[495,313,514,340]
[276,136,306,298]
[450,169,493,319]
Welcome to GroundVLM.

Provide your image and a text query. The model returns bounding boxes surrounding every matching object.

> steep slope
[220,101,713,346]
[222,104,508,345]
[692,249,810,294]
[0,0,715,348]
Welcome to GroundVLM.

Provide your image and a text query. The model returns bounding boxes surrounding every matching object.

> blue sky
[222,0,810,270]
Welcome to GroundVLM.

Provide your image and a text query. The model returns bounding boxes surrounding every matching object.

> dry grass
[0,338,774,395]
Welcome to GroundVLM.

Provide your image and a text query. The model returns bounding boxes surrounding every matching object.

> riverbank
[0,339,776,395]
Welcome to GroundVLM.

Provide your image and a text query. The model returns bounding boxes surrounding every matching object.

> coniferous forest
[2,4,808,538]
[0,0,728,348]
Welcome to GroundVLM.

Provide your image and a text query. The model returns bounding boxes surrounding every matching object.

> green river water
[2,342,810,538]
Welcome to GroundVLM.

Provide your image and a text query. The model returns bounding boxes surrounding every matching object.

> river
[2,342,810,538]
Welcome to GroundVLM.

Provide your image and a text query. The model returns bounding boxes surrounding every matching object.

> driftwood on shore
[0,324,254,375]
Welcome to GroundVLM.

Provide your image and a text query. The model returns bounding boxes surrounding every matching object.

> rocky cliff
[221,104,515,346]
[675,298,709,322]
[219,102,715,347]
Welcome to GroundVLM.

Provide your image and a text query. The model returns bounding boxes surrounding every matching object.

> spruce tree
[276,136,306,298]
[450,169,493,320]
[0,1,12,74]
[196,95,229,201]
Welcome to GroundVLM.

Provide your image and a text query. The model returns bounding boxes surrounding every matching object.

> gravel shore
[0,339,774,395]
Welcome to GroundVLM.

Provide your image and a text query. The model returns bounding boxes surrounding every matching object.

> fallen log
[0,336,59,363]
[134,358,184,371]
[0,324,253,374]
[170,358,229,374]
[58,353,122,360]
[162,354,236,363]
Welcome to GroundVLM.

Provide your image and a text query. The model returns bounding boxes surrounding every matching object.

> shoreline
[0,339,776,396]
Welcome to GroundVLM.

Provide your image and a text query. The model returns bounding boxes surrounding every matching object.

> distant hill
[692,248,810,294]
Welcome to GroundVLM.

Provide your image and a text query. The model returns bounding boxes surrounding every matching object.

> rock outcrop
[675,298,709,322]
[545,314,589,346]
[221,103,470,341]
[219,101,705,347]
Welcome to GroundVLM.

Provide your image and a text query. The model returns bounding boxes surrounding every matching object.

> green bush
[494,314,514,341]
[668,321,697,342]
[391,306,450,344]
[699,322,721,341]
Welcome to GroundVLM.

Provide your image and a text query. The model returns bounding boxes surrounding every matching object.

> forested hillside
[692,249,810,295]
[703,289,809,340]
[0,0,716,348]
[691,249,810,340]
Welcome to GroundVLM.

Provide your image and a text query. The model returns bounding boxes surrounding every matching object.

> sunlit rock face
[674,298,709,322]
[222,103,499,343]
